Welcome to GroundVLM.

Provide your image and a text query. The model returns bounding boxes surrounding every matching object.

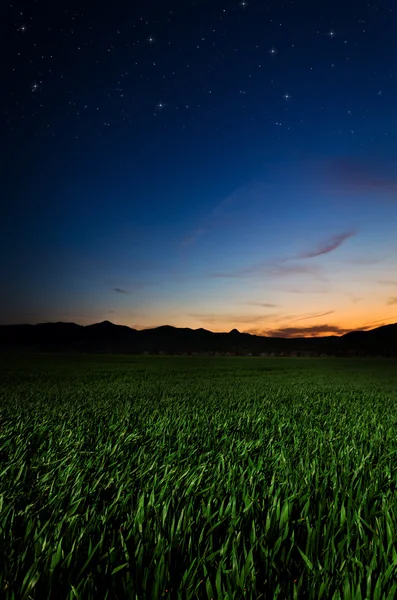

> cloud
[189,309,337,331]
[281,287,329,294]
[180,181,272,250]
[346,293,361,304]
[207,230,354,281]
[181,157,396,254]
[297,231,356,259]
[209,261,325,281]
[261,311,396,336]
[264,263,327,280]
[246,302,279,308]
[345,256,383,266]
[109,280,154,294]
[260,310,335,328]
[189,313,277,325]
[266,324,354,338]
[359,315,397,329]
[377,280,397,286]
[180,227,209,248]
[293,310,335,322]
[388,297,397,305]
[326,158,397,200]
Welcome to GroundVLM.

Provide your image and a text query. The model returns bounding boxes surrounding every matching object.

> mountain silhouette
[0,321,396,357]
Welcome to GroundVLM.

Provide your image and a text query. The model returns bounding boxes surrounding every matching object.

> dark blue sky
[1,0,396,335]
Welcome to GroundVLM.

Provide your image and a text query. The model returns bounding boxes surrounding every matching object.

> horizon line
[1,318,397,340]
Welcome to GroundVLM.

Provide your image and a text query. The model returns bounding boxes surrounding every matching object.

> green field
[1,355,397,599]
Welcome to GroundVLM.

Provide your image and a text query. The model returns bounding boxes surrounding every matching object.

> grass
[0,354,397,599]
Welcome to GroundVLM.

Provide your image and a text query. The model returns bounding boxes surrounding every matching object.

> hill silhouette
[0,321,396,357]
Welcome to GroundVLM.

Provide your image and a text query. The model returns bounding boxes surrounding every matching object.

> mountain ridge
[0,321,396,356]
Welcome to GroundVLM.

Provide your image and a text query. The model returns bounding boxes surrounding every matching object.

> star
[283,93,291,100]
[328,30,336,37]
[31,82,39,92]
[269,47,278,56]
[148,36,155,43]
[19,25,27,32]
[239,1,248,7]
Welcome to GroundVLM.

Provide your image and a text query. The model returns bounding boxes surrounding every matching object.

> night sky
[2,0,396,337]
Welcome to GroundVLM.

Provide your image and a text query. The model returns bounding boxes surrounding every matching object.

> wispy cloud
[359,315,397,329]
[181,157,396,254]
[293,310,335,322]
[326,158,397,200]
[346,293,361,304]
[180,227,209,248]
[266,324,353,338]
[111,281,151,294]
[268,311,327,323]
[377,280,397,286]
[265,311,396,336]
[281,287,329,295]
[189,313,277,325]
[297,231,356,259]
[388,297,397,305]
[258,310,335,328]
[209,262,325,281]
[245,302,279,308]
[207,229,354,281]
[188,309,336,332]
[180,181,271,250]
[344,256,383,266]
[271,264,327,278]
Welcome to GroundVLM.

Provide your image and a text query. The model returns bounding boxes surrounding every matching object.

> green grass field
[1,355,397,599]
